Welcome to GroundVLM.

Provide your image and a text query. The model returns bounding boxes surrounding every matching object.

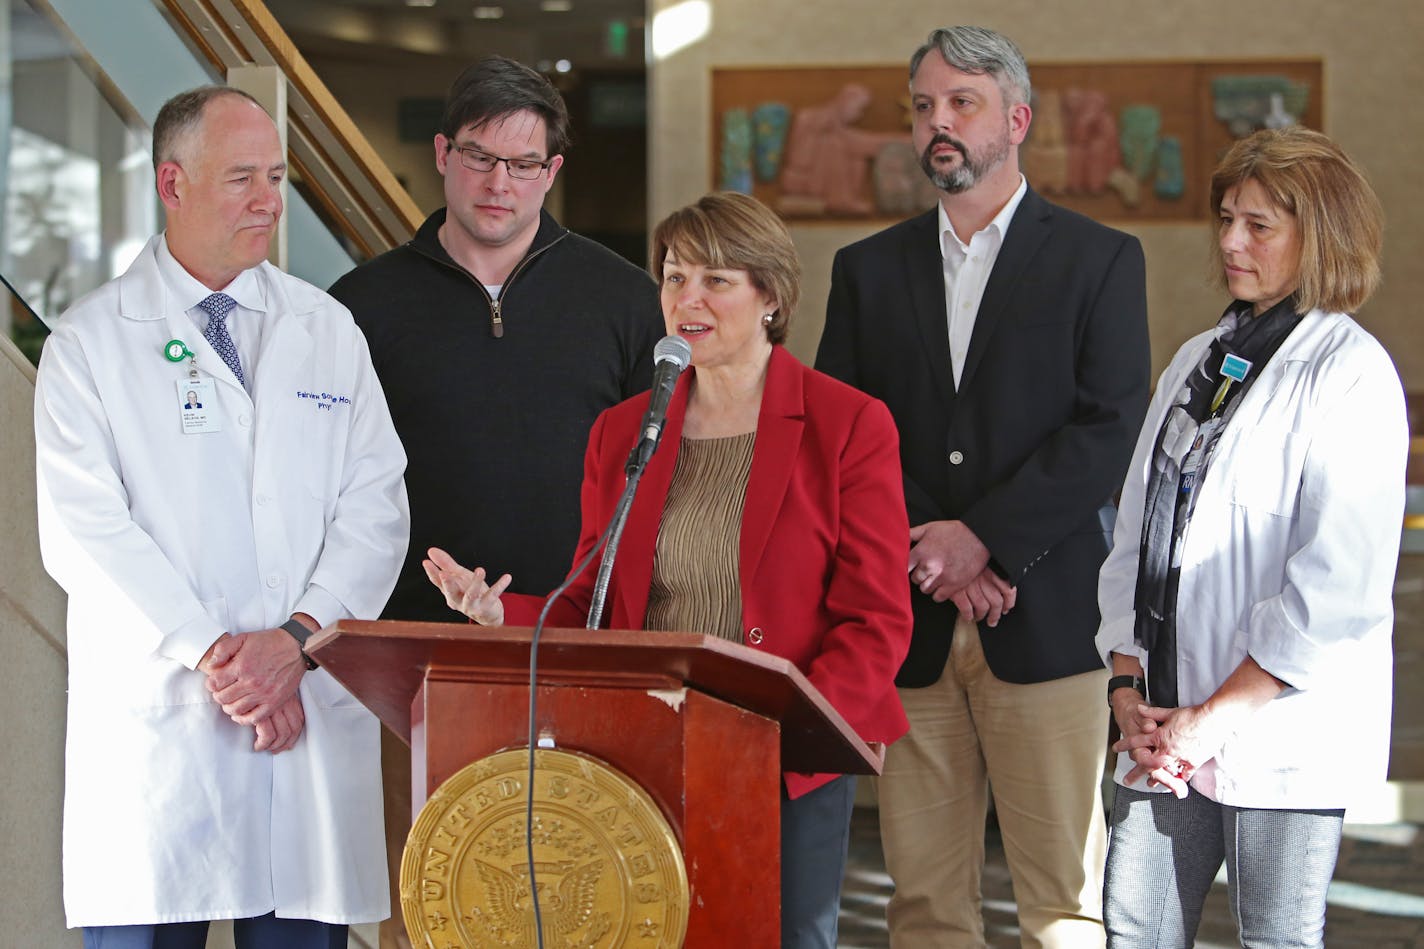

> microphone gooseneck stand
[588,334,691,631]
[586,462,646,630]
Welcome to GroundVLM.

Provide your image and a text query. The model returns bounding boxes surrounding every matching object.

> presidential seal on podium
[401,747,690,948]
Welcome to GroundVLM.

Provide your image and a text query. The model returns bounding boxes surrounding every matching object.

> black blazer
[816,186,1150,686]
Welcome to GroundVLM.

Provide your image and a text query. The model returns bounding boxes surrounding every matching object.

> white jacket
[1097,309,1406,810]
[35,236,409,926]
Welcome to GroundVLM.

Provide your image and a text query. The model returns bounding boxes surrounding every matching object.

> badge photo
[176,377,221,434]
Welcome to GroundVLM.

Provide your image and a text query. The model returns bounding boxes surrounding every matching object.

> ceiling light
[473,5,504,17]
[540,0,573,12]
[555,59,572,73]
[405,0,436,7]
[651,0,710,60]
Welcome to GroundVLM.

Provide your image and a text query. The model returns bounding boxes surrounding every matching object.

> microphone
[626,335,693,475]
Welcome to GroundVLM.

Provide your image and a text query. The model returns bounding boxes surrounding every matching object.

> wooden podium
[309,619,884,947]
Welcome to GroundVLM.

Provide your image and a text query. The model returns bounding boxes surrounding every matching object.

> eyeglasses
[448,143,553,180]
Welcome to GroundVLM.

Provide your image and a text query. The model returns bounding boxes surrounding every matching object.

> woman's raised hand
[422,546,512,626]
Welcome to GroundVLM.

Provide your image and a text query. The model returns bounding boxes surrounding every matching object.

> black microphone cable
[521,464,642,948]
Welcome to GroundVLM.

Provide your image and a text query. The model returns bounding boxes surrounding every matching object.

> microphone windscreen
[653,334,692,370]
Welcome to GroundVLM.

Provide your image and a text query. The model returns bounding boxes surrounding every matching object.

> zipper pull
[490,298,504,339]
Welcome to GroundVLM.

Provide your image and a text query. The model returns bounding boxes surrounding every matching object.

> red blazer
[506,345,913,797]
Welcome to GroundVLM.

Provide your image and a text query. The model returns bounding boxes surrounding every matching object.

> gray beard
[919,131,1010,194]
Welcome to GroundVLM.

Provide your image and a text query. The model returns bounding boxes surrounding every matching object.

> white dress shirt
[155,234,268,394]
[939,175,1028,387]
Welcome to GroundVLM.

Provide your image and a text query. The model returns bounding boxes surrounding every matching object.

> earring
[761,313,774,325]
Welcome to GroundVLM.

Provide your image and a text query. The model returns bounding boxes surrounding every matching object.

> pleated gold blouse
[645,432,756,643]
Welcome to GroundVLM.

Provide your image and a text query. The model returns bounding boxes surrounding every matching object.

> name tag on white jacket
[176,378,220,433]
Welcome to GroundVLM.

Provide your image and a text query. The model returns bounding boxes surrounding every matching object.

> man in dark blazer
[815,26,1150,949]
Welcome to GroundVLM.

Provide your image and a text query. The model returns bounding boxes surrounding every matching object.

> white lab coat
[35,236,409,926]
[1097,308,1406,811]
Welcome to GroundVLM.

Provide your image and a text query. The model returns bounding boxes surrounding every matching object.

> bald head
[152,86,268,170]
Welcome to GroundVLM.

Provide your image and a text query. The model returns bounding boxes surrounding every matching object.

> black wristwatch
[1107,674,1146,705]
[281,618,320,670]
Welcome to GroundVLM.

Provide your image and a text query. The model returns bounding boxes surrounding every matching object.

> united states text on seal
[401,747,689,948]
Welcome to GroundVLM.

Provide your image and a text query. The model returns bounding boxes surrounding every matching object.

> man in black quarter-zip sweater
[331,56,660,622]
[328,56,660,949]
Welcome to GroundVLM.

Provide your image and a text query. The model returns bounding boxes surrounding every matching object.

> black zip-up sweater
[330,208,662,621]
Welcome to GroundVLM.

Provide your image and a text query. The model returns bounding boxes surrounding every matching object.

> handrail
[1,320,39,385]
[1,269,48,368]
[157,0,424,258]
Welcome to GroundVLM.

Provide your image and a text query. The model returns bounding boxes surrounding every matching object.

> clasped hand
[423,547,512,626]
[200,628,307,754]
[908,520,1016,626]
[1110,699,1231,799]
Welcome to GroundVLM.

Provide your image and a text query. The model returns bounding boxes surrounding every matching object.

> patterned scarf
[1133,297,1303,707]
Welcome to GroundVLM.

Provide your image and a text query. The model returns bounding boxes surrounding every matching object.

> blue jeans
[83,912,347,949]
[1104,785,1343,948]
[781,774,856,949]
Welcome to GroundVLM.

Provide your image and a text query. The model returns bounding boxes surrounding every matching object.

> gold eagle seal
[401,748,689,948]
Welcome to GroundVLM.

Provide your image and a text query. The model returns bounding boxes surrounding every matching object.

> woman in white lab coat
[35,234,409,930]
[1096,127,1407,947]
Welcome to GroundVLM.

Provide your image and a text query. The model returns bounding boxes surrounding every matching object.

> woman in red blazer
[426,192,912,948]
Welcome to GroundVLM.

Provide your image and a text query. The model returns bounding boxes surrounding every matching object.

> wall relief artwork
[712,60,1322,223]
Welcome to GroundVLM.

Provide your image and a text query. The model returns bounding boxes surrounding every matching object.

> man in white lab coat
[34,85,409,948]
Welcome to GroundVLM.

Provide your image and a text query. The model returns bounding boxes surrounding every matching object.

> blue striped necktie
[198,292,245,386]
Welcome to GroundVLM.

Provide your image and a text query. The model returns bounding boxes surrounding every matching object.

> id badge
[176,378,220,433]
[1179,416,1221,489]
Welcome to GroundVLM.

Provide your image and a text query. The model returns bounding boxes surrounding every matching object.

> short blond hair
[1210,127,1384,314]
[650,192,801,345]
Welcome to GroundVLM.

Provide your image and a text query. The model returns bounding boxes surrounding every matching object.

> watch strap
[280,618,319,670]
[1107,674,1146,704]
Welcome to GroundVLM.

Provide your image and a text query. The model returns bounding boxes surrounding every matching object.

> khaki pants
[877,617,1109,949]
